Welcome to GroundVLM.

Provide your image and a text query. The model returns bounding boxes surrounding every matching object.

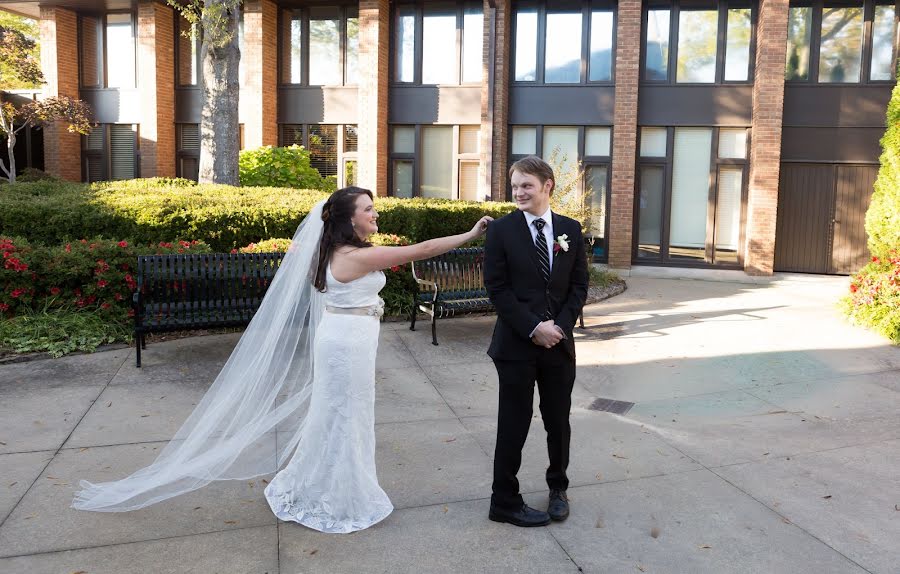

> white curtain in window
[670,128,712,249]
[542,126,578,175]
[716,168,742,251]
[459,126,480,154]
[640,127,667,157]
[585,127,611,156]
[511,126,536,155]
[421,126,453,198]
[459,161,481,201]
[392,126,415,154]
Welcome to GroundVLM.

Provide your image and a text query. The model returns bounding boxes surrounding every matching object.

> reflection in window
[344,125,358,152]
[786,6,812,80]
[670,128,712,260]
[106,14,135,88]
[393,161,414,198]
[423,12,458,84]
[308,125,338,178]
[289,15,302,83]
[310,16,341,85]
[646,9,670,80]
[542,126,579,175]
[725,9,752,81]
[421,126,453,199]
[818,7,863,83]
[677,10,718,83]
[638,166,665,259]
[396,7,416,82]
[586,166,608,237]
[463,8,484,83]
[718,129,747,159]
[81,16,102,87]
[346,17,359,84]
[515,10,538,81]
[545,12,583,83]
[640,127,667,157]
[590,11,614,82]
[871,5,896,80]
[393,125,415,154]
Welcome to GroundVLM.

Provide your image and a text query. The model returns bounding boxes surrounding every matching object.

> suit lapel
[548,213,569,284]
[514,210,543,282]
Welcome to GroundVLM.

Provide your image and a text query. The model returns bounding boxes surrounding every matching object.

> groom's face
[510,170,553,216]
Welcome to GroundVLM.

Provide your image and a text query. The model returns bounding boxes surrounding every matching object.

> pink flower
[118,241,128,248]
[10,288,25,298]
[65,244,72,253]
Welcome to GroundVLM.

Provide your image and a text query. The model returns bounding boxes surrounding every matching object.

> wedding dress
[264,265,393,533]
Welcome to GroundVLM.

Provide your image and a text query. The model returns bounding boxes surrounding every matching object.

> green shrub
[841,73,900,344]
[0,305,130,358]
[239,145,335,190]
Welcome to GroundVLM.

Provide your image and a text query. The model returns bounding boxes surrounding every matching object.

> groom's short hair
[509,156,556,195]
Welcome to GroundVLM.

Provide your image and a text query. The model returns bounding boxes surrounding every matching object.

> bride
[73,186,491,534]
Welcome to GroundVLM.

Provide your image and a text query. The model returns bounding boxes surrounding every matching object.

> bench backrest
[412,247,486,296]
[136,253,285,315]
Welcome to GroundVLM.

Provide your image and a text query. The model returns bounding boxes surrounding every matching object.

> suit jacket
[484,209,589,361]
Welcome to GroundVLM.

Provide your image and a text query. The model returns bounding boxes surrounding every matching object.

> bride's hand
[470,216,493,238]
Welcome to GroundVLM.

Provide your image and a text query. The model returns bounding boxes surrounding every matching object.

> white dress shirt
[523,207,554,270]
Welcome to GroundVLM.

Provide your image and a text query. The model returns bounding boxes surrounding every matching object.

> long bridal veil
[73,200,328,512]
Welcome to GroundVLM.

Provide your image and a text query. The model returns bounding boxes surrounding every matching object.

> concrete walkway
[0,276,898,574]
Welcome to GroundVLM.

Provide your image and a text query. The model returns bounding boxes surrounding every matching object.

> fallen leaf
[595,472,603,481]
[159,396,166,399]
[762,452,770,456]
[822,495,832,500]
[637,566,646,572]
[782,518,792,525]
[444,438,457,443]
[140,415,150,418]
[8,482,17,488]
[72,571,87,574]
[650,527,660,539]
[262,479,269,484]
[107,402,112,407]
[309,549,318,556]
[79,448,89,452]
[248,481,255,488]
[46,476,58,480]
[442,506,449,513]
[894,504,899,511]
[0,441,6,446]
[193,507,202,510]
[224,520,238,524]
[698,544,711,549]
[612,454,628,459]
[595,518,605,528]
[24,514,37,520]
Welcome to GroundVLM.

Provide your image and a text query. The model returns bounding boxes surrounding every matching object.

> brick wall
[138,1,176,178]
[746,0,789,275]
[608,0,641,269]
[39,7,81,182]
[481,0,510,201]
[241,0,279,149]
[358,0,389,197]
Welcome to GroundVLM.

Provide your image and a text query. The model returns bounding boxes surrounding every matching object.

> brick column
[608,0,641,269]
[240,0,278,149]
[745,0,789,275]
[481,0,510,201]
[138,1,176,178]
[358,0,389,197]
[39,7,81,181]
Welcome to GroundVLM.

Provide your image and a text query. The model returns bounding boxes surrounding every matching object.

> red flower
[114,293,124,301]
[50,287,61,296]
[871,256,880,263]
[179,240,191,248]
[65,244,72,253]
[101,303,111,310]
[230,249,239,254]
[118,241,128,248]
[850,284,858,293]
[97,280,108,288]
[0,303,8,312]
[390,265,401,272]
[10,288,25,298]
[553,243,561,254]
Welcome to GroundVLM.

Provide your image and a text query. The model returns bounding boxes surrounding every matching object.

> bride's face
[351,194,379,239]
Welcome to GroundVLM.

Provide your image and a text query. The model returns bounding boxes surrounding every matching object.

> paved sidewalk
[0,276,898,573]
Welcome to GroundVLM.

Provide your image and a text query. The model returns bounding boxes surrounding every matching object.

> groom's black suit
[484,209,588,511]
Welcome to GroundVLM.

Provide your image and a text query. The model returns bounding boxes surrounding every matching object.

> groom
[484,156,588,527]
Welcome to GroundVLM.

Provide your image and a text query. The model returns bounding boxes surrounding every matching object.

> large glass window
[676,11,719,83]
[786,1,895,84]
[514,2,617,84]
[545,12,583,83]
[818,7,864,83]
[646,3,753,84]
[389,124,483,199]
[279,124,358,187]
[636,126,748,265]
[79,13,135,88]
[280,7,359,86]
[393,2,484,85]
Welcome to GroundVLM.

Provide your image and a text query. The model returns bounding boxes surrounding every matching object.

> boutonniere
[553,234,570,254]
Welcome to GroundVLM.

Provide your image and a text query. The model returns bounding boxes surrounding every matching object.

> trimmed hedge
[0,179,516,252]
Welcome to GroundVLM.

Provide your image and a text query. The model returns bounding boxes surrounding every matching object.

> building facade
[1,0,894,275]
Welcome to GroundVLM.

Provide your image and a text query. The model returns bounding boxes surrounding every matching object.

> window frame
[390,1,486,86]
[511,0,618,86]
[78,11,138,89]
[81,123,141,182]
[278,4,360,87]
[640,0,757,86]
[388,124,484,200]
[633,125,750,267]
[279,123,359,188]
[786,0,898,85]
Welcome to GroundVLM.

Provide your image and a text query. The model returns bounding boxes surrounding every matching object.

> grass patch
[0,306,130,358]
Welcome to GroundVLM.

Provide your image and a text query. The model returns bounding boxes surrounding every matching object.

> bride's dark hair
[314,186,374,292]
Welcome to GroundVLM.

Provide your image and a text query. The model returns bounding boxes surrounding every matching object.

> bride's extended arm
[344,216,492,274]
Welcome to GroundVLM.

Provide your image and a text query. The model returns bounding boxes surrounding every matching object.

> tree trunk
[198,6,241,185]
[2,128,16,183]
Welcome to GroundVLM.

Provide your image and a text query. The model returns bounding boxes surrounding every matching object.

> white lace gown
[263,265,394,533]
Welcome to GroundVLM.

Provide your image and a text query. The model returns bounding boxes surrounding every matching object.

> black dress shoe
[548,489,569,521]
[489,503,551,527]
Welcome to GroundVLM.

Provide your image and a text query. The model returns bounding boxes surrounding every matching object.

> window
[509,124,612,260]
[177,124,200,181]
[635,126,748,265]
[280,6,360,86]
[514,2,616,85]
[82,124,138,182]
[393,2,484,85]
[644,1,754,84]
[79,13,136,88]
[177,16,201,86]
[280,124,358,187]
[389,125,483,200]
[786,1,896,83]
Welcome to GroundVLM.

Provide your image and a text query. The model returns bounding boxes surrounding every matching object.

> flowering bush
[0,236,210,321]
[840,252,900,344]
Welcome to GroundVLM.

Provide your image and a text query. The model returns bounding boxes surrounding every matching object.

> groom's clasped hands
[531,320,566,349]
